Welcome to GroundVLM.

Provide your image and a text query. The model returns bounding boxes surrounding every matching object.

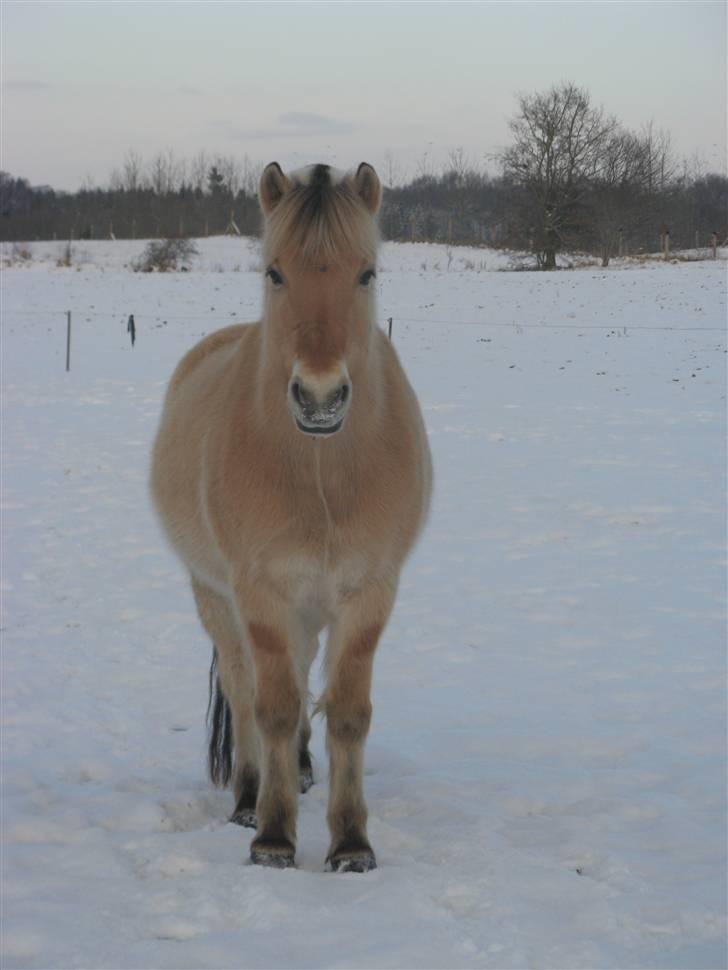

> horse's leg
[296,624,320,793]
[323,580,395,873]
[191,579,259,827]
[236,583,301,868]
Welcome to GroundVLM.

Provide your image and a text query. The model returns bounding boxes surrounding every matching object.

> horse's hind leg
[191,579,259,827]
[296,626,320,794]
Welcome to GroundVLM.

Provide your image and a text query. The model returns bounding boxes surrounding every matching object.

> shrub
[11,243,33,263]
[56,242,73,268]
[133,238,199,273]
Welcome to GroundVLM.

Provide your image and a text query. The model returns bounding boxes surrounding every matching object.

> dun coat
[150,161,432,870]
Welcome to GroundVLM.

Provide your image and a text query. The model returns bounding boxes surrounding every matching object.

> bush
[133,238,198,273]
[11,243,33,263]
[56,242,73,267]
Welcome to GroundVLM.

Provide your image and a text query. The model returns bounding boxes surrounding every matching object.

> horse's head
[259,162,382,437]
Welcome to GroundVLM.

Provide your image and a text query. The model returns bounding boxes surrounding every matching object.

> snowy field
[2,239,726,969]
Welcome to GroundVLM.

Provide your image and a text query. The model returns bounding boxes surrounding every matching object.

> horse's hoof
[250,839,296,869]
[328,847,377,873]
[230,807,257,829]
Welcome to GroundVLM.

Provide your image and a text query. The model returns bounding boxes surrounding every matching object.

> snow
[2,239,726,969]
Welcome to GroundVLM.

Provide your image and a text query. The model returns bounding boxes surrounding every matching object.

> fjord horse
[151,162,432,870]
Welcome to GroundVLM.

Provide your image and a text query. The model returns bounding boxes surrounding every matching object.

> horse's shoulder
[375,327,433,507]
[169,322,256,393]
[377,327,409,381]
[377,329,423,421]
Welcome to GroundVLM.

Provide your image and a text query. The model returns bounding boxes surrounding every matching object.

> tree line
[2,83,726,267]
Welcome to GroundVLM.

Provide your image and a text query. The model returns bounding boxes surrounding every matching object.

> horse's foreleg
[237,585,301,868]
[191,579,258,826]
[324,580,395,872]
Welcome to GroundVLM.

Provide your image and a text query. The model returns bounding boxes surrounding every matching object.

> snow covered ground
[2,239,726,969]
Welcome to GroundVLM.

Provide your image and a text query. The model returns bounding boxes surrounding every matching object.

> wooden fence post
[65,311,72,372]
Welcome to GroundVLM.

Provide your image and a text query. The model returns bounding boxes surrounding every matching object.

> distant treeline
[2,84,726,266]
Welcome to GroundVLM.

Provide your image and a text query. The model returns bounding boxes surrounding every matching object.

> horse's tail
[207,648,233,787]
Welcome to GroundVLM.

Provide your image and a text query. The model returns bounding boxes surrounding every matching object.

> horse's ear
[259,162,291,215]
[353,162,382,215]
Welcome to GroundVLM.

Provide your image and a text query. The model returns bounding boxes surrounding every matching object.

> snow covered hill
[2,239,726,968]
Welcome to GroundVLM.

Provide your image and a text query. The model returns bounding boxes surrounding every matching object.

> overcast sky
[2,0,726,190]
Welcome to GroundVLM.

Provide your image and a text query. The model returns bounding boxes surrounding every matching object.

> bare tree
[190,150,209,194]
[148,148,181,196]
[381,151,405,189]
[444,147,471,186]
[639,121,675,195]
[122,149,144,192]
[240,154,263,196]
[176,155,189,191]
[108,168,124,192]
[415,147,435,182]
[588,130,645,264]
[500,82,619,268]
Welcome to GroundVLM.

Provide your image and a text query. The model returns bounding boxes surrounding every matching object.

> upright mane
[262,164,379,267]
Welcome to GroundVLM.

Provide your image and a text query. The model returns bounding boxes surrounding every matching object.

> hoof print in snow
[229,808,257,829]
[250,840,296,869]
[328,848,377,873]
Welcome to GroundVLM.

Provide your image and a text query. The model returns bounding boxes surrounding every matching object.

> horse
[150,162,432,871]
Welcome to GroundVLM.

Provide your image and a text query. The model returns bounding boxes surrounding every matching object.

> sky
[2,0,726,191]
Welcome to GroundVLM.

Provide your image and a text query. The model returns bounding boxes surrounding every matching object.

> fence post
[65,311,72,372]
[387,317,393,340]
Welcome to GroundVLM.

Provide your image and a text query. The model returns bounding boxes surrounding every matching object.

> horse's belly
[265,549,369,624]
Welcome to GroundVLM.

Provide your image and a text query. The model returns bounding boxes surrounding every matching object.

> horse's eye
[359,269,376,287]
[266,267,284,288]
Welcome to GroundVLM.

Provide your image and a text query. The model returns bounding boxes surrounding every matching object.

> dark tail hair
[207,648,233,787]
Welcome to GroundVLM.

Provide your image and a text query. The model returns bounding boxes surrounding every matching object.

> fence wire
[4,308,726,334]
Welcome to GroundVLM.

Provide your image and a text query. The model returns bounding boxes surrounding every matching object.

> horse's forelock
[262,175,379,268]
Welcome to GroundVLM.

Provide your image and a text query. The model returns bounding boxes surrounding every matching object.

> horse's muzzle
[288,378,350,437]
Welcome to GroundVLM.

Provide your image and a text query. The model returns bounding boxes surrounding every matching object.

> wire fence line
[5,307,726,334]
[394,317,726,333]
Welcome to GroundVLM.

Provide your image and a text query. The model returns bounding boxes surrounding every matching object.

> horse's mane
[262,166,379,267]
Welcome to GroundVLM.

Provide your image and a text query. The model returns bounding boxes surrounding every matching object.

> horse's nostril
[339,383,350,404]
[291,381,303,407]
